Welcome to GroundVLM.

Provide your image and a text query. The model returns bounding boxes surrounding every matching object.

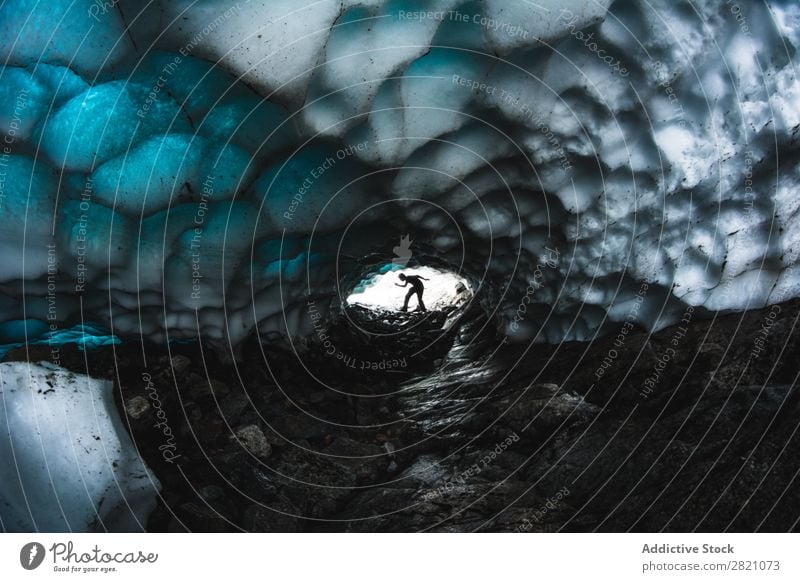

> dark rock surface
[6,298,800,532]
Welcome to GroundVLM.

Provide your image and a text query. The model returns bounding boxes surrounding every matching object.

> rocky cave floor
[7,299,800,532]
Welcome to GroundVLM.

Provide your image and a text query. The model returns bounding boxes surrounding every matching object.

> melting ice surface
[346,266,472,312]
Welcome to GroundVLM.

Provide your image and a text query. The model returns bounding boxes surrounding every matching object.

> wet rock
[396,454,448,488]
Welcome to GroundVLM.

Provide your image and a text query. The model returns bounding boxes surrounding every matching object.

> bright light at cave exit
[346,266,472,311]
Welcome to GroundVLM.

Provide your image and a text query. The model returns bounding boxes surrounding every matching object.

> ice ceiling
[0,0,798,351]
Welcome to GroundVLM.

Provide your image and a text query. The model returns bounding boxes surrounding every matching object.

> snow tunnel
[1,0,799,535]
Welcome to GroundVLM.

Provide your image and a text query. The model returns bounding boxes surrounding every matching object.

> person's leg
[402,289,413,311]
[415,290,426,312]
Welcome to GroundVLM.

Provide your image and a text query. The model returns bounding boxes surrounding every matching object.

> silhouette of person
[396,273,428,312]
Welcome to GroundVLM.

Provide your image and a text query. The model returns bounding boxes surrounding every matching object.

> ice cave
[0,0,799,533]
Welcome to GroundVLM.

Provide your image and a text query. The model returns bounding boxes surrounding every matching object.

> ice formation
[0,0,798,348]
[0,362,160,532]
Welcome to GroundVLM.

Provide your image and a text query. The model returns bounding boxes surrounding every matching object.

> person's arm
[395,281,408,287]
[419,276,429,281]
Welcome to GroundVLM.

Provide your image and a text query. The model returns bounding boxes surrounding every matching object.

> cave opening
[346,264,472,317]
[298,257,482,384]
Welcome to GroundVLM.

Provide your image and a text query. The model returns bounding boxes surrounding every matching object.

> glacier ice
[0,0,133,76]
[0,0,798,349]
[0,362,159,531]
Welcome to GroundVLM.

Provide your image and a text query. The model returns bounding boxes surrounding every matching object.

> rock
[490,384,599,434]
[199,485,224,502]
[187,378,230,400]
[529,383,560,398]
[324,436,387,483]
[243,502,304,532]
[239,464,278,501]
[170,355,192,373]
[270,447,357,517]
[396,454,448,487]
[178,501,235,532]
[187,410,223,446]
[220,392,250,419]
[234,424,272,459]
[333,487,433,532]
[124,395,150,420]
[268,414,328,440]
[307,390,325,403]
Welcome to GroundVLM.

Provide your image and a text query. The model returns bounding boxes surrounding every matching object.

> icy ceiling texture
[0,0,798,351]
